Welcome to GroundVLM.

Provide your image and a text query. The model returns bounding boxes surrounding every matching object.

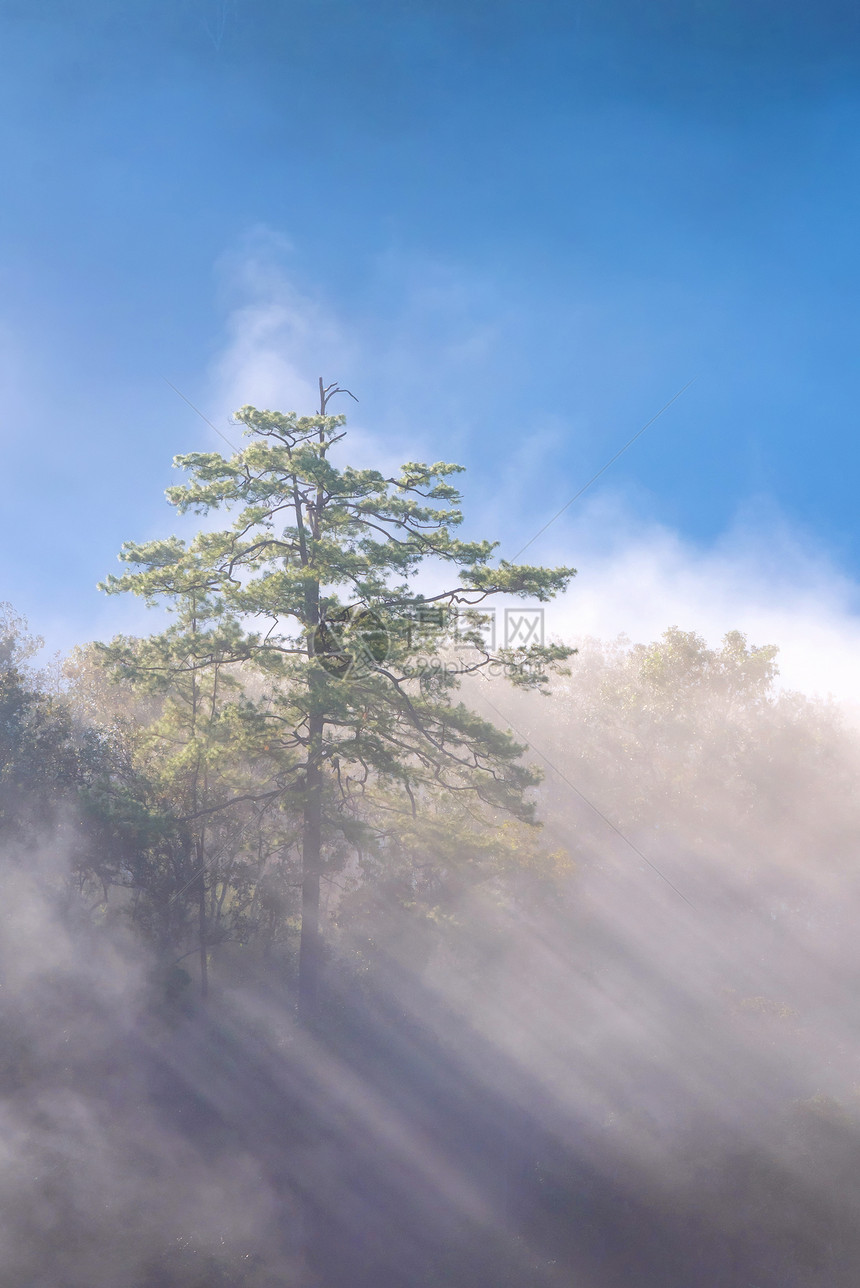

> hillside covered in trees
[3,585,860,1287]
[6,0,860,1282]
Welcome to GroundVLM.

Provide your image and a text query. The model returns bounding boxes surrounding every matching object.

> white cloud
[208,230,519,474]
[532,493,860,708]
[209,227,408,472]
[205,234,860,710]
[213,226,339,418]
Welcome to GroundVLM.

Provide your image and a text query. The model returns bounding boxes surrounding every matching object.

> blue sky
[3,1,860,693]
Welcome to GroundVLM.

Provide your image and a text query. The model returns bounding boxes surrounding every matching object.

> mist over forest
[3,592,859,1288]
[6,0,860,1282]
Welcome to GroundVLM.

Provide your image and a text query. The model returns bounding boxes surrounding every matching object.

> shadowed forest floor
[10,958,853,1288]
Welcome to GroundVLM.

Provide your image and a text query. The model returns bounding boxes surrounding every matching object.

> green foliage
[497,623,857,903]
[99,397,576,1000]
[0,603,101,846]
[93,595,304,974]
[101,402,574,800]
[332,784,575,974]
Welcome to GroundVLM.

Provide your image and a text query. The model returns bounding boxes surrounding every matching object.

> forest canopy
[4,586,860,1286]
[3,392,860,1288]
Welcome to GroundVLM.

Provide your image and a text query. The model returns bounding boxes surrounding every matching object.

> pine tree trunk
[298,709,323,1020]
[196,836,209,1001]
[297,376,330,1021]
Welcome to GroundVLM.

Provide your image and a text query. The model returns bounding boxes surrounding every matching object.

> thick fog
[451,629,860,1285]
[3,626,860,1285]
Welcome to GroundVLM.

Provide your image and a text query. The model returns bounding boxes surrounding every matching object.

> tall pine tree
[102,381,576,1015]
